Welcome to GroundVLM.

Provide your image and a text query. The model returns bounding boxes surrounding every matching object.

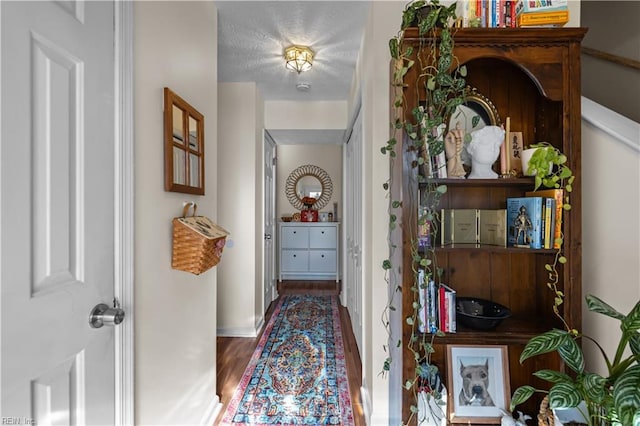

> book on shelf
[418,205,432,250]
[438,284,457,333]
[515,0,567,14]
[418,271,439,334]
[506,197,543,249]
[526,189,563,249]
[478,209,507,246]
[516,9,569,26]
[441,209,478,246]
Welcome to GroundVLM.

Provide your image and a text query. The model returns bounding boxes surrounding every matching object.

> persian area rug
[219,295,354,426]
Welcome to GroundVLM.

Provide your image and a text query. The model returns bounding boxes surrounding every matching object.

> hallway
[216,281,365,425]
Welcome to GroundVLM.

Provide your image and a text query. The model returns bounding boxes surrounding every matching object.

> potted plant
[510,295,640,426]
[522,142,574,192]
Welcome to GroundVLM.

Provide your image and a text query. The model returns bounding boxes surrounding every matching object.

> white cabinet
[279,222,340,281]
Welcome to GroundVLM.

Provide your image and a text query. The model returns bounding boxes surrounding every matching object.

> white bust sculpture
[467,125,505,179]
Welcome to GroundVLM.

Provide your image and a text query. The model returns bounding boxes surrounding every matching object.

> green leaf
[614,365,640,426]
[629,333,640,357]
[510,386,537,411]
[587,294,625,320]
[382,259,392,270]
[533,369,572,384]
[582,373,607,403]
[380,147,387,155]
[389,38,399,59]
[623,300,640,332]
[406,317,414,326]
[520,329,571,363]
[558,337,584,373]
[548,382,582,409]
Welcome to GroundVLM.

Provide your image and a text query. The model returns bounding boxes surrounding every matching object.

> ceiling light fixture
[284,45,314,74]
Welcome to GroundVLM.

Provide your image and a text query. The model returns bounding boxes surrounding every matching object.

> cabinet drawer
[309,227,336,249]
[309,250,336,272]
[281,250,308,271]
[281,227,309,248]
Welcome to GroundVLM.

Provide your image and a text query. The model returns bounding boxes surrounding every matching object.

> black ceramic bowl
[456,297,511,331]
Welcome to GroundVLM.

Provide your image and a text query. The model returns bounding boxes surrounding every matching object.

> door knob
[89,298,125,328]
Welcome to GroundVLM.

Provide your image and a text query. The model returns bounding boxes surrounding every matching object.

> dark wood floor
[216,280,365,425]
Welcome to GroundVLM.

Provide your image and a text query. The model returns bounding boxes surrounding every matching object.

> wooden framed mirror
[447,85,501,141]
[164,87,205,195]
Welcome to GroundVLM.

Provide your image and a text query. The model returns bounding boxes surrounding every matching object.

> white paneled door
[1,1,120,424]
[263,131,277,308]
[344,108,363,353]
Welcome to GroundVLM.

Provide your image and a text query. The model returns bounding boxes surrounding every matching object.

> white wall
[217,82,265,336]
[134,2,220,425]
[265,101,347,129]
[276,145,343,220]
[581,98,640,374]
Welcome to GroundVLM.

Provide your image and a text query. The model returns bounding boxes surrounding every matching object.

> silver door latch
[89,298,125,328]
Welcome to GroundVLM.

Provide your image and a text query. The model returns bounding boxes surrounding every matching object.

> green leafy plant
[510,295,640,426]
[526,141,575,192]
[381,1,467,424]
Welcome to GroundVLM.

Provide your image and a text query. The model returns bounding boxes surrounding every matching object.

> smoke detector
[296,82,311,92]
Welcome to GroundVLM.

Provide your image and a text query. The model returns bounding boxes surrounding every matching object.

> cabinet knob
[321,231,324,234]
[293,231,296,234]
[321,254,325,258]
[293,254,296,257]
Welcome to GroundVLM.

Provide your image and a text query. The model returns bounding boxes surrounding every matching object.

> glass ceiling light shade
[284,45,314,73]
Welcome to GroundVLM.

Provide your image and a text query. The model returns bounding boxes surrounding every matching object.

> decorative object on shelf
[291,212,301,222]
[467,125,505,179]
[523,142,574,192]
[444,122,467,178]
[300,209,318,222]
[284,45,314,73]
[285,164,333,211]
[171,202,229,275]
[164,87,205,195]
[510,295,640,426]
[447,345,511,424]
[281,215,292,222]
[455,297,512,331]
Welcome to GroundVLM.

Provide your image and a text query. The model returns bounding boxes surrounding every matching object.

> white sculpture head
[467,125,505,179]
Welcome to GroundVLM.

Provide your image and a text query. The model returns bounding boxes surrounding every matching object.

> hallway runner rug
[219,295,354,425]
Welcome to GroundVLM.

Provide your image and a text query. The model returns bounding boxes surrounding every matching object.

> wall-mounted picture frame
[164,87,205,195]
[446,344,510,424]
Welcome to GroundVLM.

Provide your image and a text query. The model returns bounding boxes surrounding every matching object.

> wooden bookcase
[392,28,587,423]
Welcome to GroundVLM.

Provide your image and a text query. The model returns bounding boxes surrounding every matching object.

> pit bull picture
[459,358,495,407]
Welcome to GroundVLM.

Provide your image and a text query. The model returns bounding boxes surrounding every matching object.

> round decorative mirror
[285,164,333,211]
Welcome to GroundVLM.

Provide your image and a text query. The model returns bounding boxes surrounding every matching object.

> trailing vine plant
[380,1,467,423]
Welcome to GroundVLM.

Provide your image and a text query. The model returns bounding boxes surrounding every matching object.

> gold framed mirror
[447,86,501,141]
[285,164,333,210]
[164,87,205,195]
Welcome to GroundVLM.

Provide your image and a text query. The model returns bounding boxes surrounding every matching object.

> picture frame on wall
[446,344,510,424]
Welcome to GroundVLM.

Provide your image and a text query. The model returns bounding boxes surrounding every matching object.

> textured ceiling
[216,1,370,102]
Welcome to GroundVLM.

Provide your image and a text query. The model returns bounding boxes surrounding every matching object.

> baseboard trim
[217,323,261,338]
[360,385,372,425]
[200,395,222,426]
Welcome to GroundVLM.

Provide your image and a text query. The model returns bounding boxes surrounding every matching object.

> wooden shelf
[420,244,557,254]
[420,177,535,188]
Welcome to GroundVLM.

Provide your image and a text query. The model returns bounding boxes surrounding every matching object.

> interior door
[344,108,363,353]
[263,131,277,307]
[1,1,119,423]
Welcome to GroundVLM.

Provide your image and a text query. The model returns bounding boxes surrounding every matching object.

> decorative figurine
[467,125,505,179]
[444,121,467,178]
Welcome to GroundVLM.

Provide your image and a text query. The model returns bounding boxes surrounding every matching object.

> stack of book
[417,271,457,334]
[515,0,569,27]
[459,0,568,28]
[440,208,508,247]
[506,195,558,249]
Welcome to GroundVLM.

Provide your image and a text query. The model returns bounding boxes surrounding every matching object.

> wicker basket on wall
[172,203,229,275]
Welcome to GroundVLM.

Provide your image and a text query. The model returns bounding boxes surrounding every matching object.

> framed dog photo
[446,344,510,424]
